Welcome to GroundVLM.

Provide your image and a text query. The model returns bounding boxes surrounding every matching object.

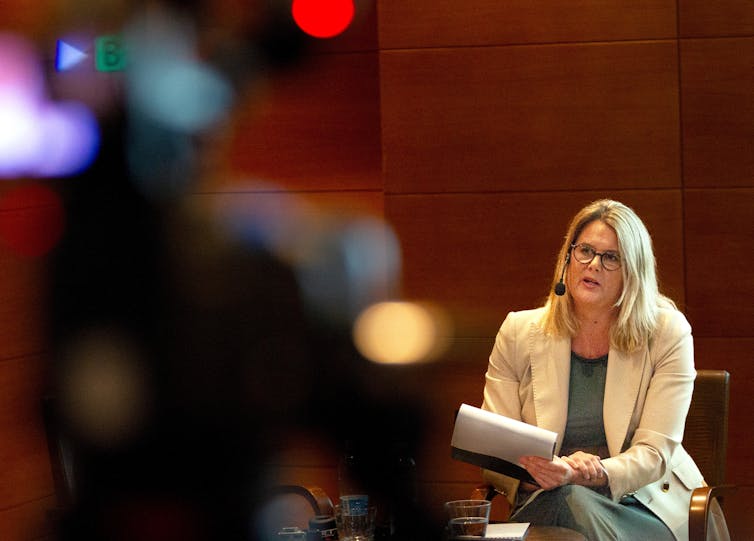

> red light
[0,184,65,258]
[291,0,355,39]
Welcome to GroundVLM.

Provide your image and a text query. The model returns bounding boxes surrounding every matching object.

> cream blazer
[481,307,729,541]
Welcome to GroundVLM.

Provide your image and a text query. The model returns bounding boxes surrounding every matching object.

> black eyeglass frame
[570,243,622,271]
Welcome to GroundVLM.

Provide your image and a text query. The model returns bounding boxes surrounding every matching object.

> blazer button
[661,481,670,492]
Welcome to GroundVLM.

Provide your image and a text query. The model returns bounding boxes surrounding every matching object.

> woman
[481,200,729,541]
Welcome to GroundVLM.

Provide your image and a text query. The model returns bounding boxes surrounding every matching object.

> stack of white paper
[450,403,557,483]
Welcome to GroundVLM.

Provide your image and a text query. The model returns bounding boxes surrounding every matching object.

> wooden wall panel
[0,184,50,360]
[679,0,754,37]
[681,37,754,187]
[1,2,59,37]
[386,190,686,337]
[0,356,54,535]
[412,362,490,517]
[684,189,754,337]
[719,486,754,541]
[378,1,677,49]
[191,190,385,223]
[259,430,339,500]
[0,496,55,541]
[0,263,45,361]
[415,361,489,475]
[229,52,382,191]
[381,41,680,194]
[0,189,55,540]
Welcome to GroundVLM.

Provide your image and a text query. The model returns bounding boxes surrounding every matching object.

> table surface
[449,525,586,541]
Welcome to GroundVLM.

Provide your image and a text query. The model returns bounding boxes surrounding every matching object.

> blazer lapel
[529,323,571,453]
[603,347,650,457]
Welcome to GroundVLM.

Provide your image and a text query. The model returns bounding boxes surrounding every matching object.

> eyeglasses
[570,243,621,271]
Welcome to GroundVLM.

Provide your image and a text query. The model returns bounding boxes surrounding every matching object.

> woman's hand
[518,455,575,490]
[560,451,607,486]
[519,452,608,490]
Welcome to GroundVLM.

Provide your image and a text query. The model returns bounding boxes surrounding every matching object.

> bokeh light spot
[0,90,42,176]
[353,301,452,365]
[292,0,355,39]
[126,13,234,134]
[214,187,402,323]
[60,328,151,447]
[0,184,65,258]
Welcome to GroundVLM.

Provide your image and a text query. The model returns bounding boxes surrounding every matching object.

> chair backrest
[683,370,730,487]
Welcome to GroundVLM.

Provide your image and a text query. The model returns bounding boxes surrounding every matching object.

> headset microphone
[554,252,570,296]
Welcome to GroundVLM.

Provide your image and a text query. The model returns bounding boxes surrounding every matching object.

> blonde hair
[541,199,675,352]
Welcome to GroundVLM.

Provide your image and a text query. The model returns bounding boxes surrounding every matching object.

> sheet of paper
[451,403,557,465]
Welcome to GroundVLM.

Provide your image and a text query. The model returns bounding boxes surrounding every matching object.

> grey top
[560,351,609,459]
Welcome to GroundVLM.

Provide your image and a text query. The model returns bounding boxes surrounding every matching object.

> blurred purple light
[0,32,100,179]
[0,90,43,176]
[32,101,100,177]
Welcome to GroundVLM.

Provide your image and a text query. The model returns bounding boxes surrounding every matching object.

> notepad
[483,522,530,539]
[453,522,530,540]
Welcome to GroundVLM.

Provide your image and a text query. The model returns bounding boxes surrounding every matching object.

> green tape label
[95,35,126,72]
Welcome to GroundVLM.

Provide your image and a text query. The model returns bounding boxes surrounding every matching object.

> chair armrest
[689,485,736,541]
[470,484,512,522]
[471,484,498,501]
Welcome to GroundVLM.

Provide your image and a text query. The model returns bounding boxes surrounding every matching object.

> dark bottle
[384,442,418,541]
[337,443,369,510]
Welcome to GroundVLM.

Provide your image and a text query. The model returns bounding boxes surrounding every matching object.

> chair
[471,369,732,541]
[686,370,732,541]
